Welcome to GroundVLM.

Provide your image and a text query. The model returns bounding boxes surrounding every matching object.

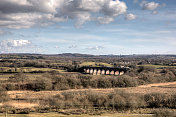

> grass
[80,62,113,67]
[0,67,65,73]
[0,73,49,81]
[138,64,176,68]
[0,74,12,81]
[0,74,43,81]
[0,113,154,117]
[2,82,176,117]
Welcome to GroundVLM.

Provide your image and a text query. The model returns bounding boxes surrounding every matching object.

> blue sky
[0,0,176,55]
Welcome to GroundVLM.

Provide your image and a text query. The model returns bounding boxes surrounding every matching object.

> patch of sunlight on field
[0,74,12,78]
[80,62,113,67]
[0,113,154,117]
[0,74,13,81]
[23,67,65,73]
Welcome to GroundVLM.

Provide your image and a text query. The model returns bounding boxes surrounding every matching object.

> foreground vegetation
[0,54,176,116]
[0,112,155,117]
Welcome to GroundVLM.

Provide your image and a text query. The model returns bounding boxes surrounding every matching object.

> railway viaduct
[80,66,130,75]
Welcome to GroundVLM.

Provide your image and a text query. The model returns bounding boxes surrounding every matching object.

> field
[0,74,43,81]
[138,64,176,68]
[80,62,113,67]
[0,113,154,117]
[2,82,176,110]
[0,67,65,73]
[0,54,176,116]
[1,81,176,117]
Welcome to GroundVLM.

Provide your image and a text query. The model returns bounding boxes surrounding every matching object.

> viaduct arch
[79,66,129,76]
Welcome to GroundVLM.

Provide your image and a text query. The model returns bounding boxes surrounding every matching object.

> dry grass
[3,100,38,109]
[0,112,154,117]
[7,88,113,100]
[1,82,176,109]
[138,82,176,88]
[0,74,13,81]
[7,81,176,99]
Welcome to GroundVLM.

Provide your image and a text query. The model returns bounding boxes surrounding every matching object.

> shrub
[109,93,126,109]
[17,109,30,114]
[144,93,167,108]
[0,86,9,102]
[153,109,176,117]
[97,78,112,88]
[87,92,109,108]
[138,66,156,73]
[113,75,138,87]
[27,77,52,91]
[6,84,16,90]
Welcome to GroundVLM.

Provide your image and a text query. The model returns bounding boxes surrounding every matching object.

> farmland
[80,62,113,67]
[138,64,176,69]
[0,54,176,116]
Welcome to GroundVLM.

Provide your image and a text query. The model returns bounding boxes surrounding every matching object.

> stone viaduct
[80,66,129,75]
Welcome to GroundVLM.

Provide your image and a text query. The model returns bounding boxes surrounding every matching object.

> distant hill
[0,53,176,59]
[56,53,96,57]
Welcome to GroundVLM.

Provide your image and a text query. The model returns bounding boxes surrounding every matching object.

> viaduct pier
[79,66,130,75]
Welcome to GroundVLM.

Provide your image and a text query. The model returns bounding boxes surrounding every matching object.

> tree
[14,72,27,83]
[9,72,28,90]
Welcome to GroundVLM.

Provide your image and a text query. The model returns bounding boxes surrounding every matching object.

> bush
[153,109,176,117]
[138,66,156,73]
[0,86,9,102]
[144,93,166,108]
[27,77,52,91]
[6,84,16,90]
[97,78,112,88]
[87,92,109,108]
[144,93,176,108]
[109,93,126,109]
[111,75,138,87]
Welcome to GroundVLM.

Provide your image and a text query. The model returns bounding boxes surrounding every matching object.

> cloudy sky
[0,0,176,55]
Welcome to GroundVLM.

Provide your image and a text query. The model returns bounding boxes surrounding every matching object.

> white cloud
[0,39,41,53]
[8,40,31,47]
[125,13,137,20]
[0,0,128,28]
[87,46,104,50]
[97,17,114,24]
[140,1,159,10]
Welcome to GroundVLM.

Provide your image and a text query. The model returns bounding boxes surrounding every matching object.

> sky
[0,0,176,55]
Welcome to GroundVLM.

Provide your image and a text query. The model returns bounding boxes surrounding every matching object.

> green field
[138,64,176,68]
[0,67,65,73]
[0,73,48,81]
[80,62,113,67]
